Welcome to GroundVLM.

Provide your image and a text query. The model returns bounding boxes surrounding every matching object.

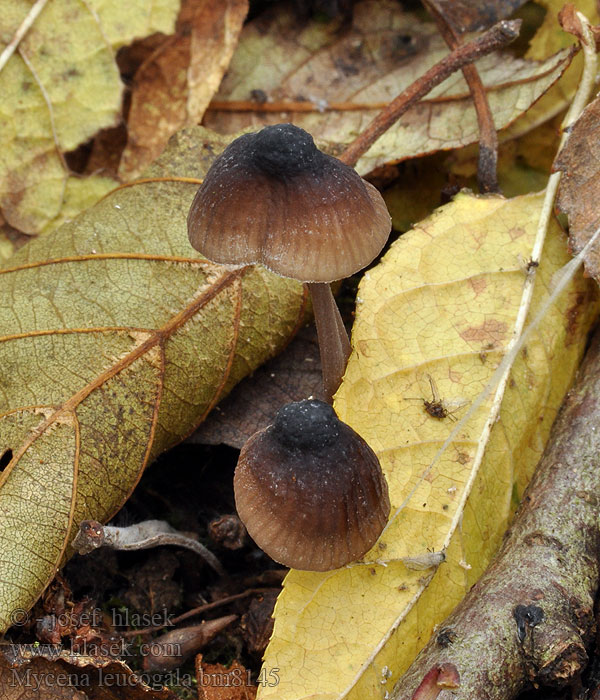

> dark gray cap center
[249,123,326,177]
[273,399,341,450]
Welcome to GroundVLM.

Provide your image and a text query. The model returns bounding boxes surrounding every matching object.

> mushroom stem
[307,282,352,403]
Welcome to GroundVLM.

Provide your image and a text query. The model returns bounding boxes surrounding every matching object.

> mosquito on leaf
[405,374,468,422]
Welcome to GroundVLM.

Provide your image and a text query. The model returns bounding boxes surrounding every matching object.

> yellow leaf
[259,192,599,700]
[90,0,179,48]
[0,0,179,233]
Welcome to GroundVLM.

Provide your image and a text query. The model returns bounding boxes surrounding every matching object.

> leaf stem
[421,0,500,193]
[338,19,521,168]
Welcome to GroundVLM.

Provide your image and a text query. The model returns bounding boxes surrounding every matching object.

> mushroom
[187,123,391,403]
[233,399,390,571]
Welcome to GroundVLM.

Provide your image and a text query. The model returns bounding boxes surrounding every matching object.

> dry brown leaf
[0,650,176,700]
[203,0,573,175]
[240,591,278,656]
[555,95,600,281]
[558,3,589,44]
[196,656,257,700]
[190,325,322,448]
[119,0,249,180]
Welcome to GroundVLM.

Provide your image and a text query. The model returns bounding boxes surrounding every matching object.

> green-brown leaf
[0,126,306,631]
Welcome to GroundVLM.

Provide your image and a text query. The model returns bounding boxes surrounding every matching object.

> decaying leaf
[259,192,598,700]
[0,126,306,632]
[555,95,600,281]
[0,648,176,699]
[203,0,574,175]
[0,0,179,233]
[119,0,249,181]
[196,656,257,700]
[191,325,322,449]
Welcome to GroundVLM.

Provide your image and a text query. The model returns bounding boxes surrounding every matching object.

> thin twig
[0,0,49,74]
[121,587,278,637]
[421,0,499,193]
[338,19,521,168]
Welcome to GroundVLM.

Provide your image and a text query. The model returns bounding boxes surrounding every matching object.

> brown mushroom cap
[187,124,391,283]
[233,399,390,571]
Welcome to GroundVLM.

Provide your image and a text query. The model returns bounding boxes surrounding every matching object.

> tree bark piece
[392,330,600,700]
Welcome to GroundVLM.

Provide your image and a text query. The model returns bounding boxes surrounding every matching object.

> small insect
[518,253,540,274]
[406,375,463,421]
[479,341,497,364]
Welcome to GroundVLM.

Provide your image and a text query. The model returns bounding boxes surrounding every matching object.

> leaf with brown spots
[0,126,306,632]
[260,191,599,700]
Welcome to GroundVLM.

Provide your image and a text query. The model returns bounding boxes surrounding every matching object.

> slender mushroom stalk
[307,282,351,402]
[186,123,391,403]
